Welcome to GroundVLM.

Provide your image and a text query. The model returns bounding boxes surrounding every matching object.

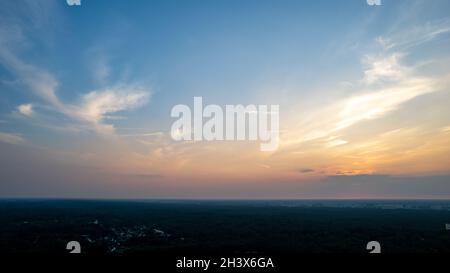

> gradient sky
[1,0,450,198]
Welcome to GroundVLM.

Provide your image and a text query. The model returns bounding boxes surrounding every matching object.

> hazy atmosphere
[1,0,450,198]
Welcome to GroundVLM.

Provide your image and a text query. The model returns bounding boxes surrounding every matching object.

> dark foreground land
[1,199,450,254]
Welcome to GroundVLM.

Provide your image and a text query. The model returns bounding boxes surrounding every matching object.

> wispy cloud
[0,9,151,135]
[70,86,150,132]
[362,53,406,84]
[380,19,450,51]
[85,46,112,86]
[282,20,448,149]
[119,132,164,137]
[2,49,151,134]
[0,36,63,110]
[0,132,25,145]
[326,138,348,148]
[299,168,314,173]
[92,56,111,86]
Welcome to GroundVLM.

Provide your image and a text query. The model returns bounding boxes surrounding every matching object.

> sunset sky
[1,0,450,198]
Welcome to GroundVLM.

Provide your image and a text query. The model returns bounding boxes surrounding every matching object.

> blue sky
[1,0,450,198]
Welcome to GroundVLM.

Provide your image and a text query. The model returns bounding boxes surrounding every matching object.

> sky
[0,0,450,199]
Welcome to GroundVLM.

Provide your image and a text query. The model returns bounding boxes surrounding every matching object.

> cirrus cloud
[0,132,25,145]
